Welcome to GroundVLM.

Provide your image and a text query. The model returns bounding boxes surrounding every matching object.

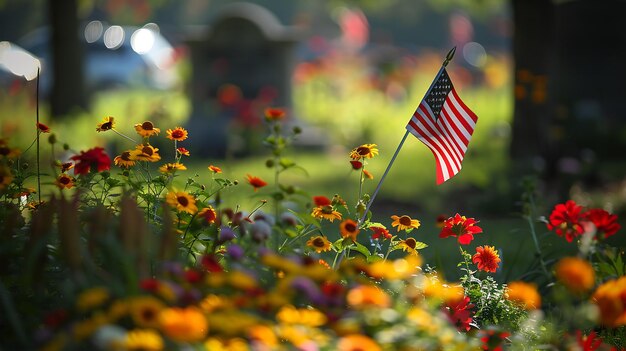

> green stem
[526,193,551,280]
[112,129,138,144]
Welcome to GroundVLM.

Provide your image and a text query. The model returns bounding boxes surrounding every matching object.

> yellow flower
[398,237,420,256]
[422,274,464,304]
[130,296,166,328]
[337,334,382,351]
[340,219,359,241]
[130,144,161,162]
[114,150,136,168]
[158,306,208,343]
[554,257,595,294]
[506,281,541,310]
[134,121,160,137]
[76,287,109,312]
[347,285,391,309]
[306,235,332,253]
[391,214,421,231]
[96,116,115,132]
[166,190,197,214]
[123,329,164,351]
[159,162,187,174]
[349,143,378,160]
[55,173,75,189]
[205,338,250,351]
[247,325,278,348]
[366,255,421,280]
[276,305,327,327]
[311,205,342,222]
[166,127,188,141]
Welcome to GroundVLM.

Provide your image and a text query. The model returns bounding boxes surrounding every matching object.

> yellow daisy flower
[306,235,332,253]
[166,190,197,214]
[159,163,187,174]
[391,214,421,232]
[349,143,378,160]
[130,296,166,328]
[123,329,164,351]
[166,127,188,141]
[311,205,342,222]
[398,237,420,256]
[340,219,359,241]
[114,150,136,168]
[134,121,161,137]
[96,116,115,132]
[131,144,161,162]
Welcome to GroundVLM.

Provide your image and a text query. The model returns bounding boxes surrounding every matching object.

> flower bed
[0,110,624,350]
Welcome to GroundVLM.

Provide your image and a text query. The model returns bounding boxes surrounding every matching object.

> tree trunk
[48,0,87,117]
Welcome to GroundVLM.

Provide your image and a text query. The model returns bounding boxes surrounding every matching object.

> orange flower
[349,143,378,160]
[55,174,75,189]
[134,121,160,137]
[340,219,359,241]
[506,281,541,310]
[246,174,267,191]
[158,306,208,342]
[311,205,342,222]
[208,165,222,173]
[391,214,421,232]
[363,169,374,180]
[472,246,501,273]
[166,127,188,141]
[264,107,286,121]
[554,257,595,294]
[197,206,217,224]
[592,276,626,327]
[306,235,332,253]
[36,122,51,133]
[370,226,391,240]
[337,334,381,351]
[96,116,115,132]
[177,147,190,156]
[166,190,197,214]
[347,285,391,308]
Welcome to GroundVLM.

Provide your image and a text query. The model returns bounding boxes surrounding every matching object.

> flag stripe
[404,69,477,184]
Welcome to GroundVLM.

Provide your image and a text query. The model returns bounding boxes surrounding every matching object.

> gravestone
[186,2,300,157]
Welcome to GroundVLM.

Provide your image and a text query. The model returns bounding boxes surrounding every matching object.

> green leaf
[279,157,296,168]
[352,241,372,258]
[333,238,352,252]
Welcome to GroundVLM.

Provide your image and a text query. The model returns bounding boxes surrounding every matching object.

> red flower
[313,195,332,207]
[201,255,223,273]
[246,174,268,191]
[350,160,363,170]
[439,213,483,245]
[36,122,51,133]
[472,246,501,273]
[546,200,585,242]
[576,330,602,351]
[584,208,621,240]
[442,295,474,331]
[264,107,286,121]
[139,278,160,292]
[479,329,510,351]
[70,147,111,175]
[370,226,392,240]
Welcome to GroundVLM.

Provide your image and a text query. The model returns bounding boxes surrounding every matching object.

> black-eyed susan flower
[391,214,421,232]
[55,174,75,189]
[166,127,188,141]
[36,122,51,133]
[114,151,136,168]
[134,121,161,137]
[340,219,359,241]
[130,296,166,328]
[198,206,217,224]
[246,174,267,191]
[131,144,161,162]
[306,235,332,253]
[166,190,197,214]
[123,329,164,351]
[159,162,187,174]
[311,205,342,222]
[96,116,115,132]
[177,147,190,156]
[0,140,21,159]
[208,165,222,173]
[349,143,378,160]
[264,107,286,121]
[398,237,420,256]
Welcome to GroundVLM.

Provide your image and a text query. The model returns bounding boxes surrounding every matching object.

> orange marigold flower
[340,219,359,241]
[114,151,136,168]
[349,143,378,160]
[337,334,381,351]
[158,306,208,343]
[246,174,267,191]
[347,285,391,308]
[166,190,198,214]
[159,162,187,174]
[391,214,421,232]
[554,257,595,293]
[311,205,342,222]
[177,147,190,156]
[439,213,482,245]
[592,276,626,327]
[472,246,501,273]
[370,226,392,240]
[96,116,115,132]
[363,169,374,179]
[55,174,75,189]
[166,127,188,141]
[546,200,585,242]
[506,281,541,310]
[313,195,332,207]
[197,206,217,224]
[36,122,51,133]
[208,165,222,173]
[264,107,286,121]
[134,121,160,137]
[306,235,332,253]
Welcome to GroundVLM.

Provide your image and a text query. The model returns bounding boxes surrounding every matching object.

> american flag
[406,68,477,184]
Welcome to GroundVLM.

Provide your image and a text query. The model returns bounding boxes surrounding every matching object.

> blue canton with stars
[425,69,454,120]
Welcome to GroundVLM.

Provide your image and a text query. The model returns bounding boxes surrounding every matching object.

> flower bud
[292,126,302,134]
[48,134,57,144]
[265,159,275,168]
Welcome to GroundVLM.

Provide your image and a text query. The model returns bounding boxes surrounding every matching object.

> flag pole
[358,47,456,225]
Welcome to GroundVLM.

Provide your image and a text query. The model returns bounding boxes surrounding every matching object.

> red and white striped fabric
[406,68,478,184]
